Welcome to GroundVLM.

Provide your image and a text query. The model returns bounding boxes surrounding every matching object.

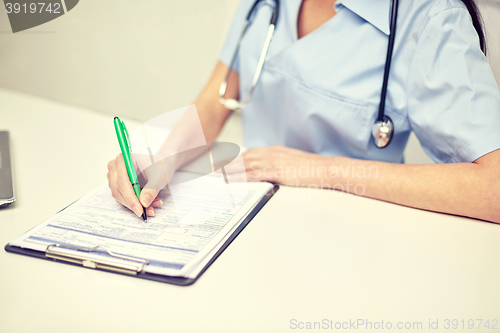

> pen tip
[142,208,147,222]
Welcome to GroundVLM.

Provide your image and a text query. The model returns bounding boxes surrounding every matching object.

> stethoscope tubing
[377,0,399,122]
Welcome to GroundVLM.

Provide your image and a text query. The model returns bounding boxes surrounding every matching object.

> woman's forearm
[152,61,237,167]
[239,146,500,223]
[321,154,500,223]
[195,61,239,144]
[194,97,231,144]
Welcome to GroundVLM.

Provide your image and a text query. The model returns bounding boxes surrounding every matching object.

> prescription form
[9,173,273,279]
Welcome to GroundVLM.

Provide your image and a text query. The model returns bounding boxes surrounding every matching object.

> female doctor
[107,0,500,223]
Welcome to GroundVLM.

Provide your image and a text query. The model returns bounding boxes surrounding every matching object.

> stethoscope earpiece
[372,116,394,149]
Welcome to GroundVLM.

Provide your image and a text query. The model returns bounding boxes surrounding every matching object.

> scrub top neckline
[265,0,343,65]
[291,0,342,42]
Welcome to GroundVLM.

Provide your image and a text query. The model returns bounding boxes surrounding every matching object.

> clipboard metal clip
[45,244,148,275]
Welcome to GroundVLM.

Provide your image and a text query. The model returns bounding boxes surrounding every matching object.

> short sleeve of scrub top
[219,0,500,164]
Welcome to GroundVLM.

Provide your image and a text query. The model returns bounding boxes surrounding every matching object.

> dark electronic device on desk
[0,131,15,207]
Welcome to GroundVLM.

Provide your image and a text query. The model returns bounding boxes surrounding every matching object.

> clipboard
[5,184,279,286]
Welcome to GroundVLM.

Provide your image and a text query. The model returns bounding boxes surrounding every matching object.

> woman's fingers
[108,155,144,218]
[109,170,140,215]
[139,188,161,208]
[107,154,166,220]
[116,156,144,217]
[146,206,155,217]
[151,197,163,208]
[143,198,164,217]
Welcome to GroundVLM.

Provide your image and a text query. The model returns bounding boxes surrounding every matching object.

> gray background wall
[1,0,499,164]
[0,0,239,119]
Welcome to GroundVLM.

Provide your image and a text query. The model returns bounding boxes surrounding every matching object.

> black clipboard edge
[5,184,279,286]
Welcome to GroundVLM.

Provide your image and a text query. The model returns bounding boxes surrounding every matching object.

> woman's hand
[224,145,329,186]
[107,154,163,218]
[227,146,500,224]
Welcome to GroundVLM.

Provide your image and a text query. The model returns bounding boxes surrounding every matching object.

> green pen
[114,117,147,221]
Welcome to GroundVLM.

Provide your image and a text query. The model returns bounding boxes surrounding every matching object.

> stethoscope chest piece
[372,116,394,148]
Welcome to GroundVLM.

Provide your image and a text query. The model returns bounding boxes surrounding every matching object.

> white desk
[1,88,499,333]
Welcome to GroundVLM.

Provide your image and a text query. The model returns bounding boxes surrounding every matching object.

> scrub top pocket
[240,66,412,162]
[242,69,370,157]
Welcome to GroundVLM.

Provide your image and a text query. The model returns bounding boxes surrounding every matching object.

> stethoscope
[219,0,399,148]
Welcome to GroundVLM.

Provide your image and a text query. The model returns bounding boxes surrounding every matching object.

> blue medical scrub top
[219,0,500,163]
